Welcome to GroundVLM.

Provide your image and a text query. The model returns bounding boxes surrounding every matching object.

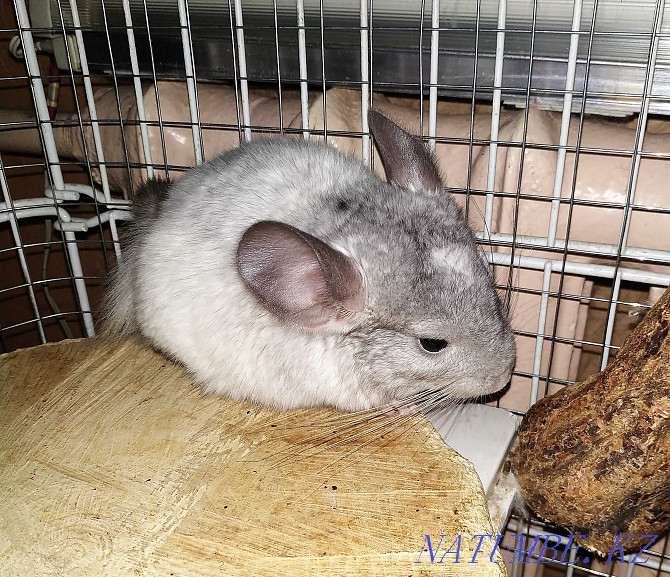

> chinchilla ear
[236,221,365,329]
[368,109,443,193]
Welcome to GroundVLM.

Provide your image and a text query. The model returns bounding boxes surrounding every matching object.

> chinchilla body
[105,112,516,412]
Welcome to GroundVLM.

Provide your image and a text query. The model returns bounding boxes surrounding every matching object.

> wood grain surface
[1,338,506,576]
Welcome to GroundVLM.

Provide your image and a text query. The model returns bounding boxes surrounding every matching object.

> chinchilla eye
[419,338,448,353]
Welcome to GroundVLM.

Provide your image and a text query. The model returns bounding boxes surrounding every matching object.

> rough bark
[511,287,670,556]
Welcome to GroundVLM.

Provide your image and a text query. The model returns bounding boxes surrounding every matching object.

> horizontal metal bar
[476,231,670,265]
[487,251,670,286]
[0,198,72,223]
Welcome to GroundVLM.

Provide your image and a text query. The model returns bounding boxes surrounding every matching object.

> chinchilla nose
[501,350,516,384]
[498,333,516,386]
[485,357,515,394]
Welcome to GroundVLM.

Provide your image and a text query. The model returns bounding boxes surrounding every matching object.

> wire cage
[2,0,670,575]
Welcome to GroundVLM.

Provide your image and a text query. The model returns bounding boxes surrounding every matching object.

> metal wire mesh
[2,0,670,574]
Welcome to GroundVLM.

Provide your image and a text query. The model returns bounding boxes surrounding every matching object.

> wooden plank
[1,338,506,576]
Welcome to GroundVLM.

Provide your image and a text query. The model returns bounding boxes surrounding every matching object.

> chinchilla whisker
[267,399,436,469]
[297,389,439,428]
[297,395,452,473]
[275,396,426,443]
[262,389,455,464]
[267,420,391,469]
[418,390,473,416]
[263,411,399,465]
[289,388,437,429]
[470,201,497,278]
[308,404,400,427]
[261,420,376,456]
[503,241,526,315]
[314,411,429,475]
[414,393,456,411]
[413,393,461,415]
[496,299,539,330]
[313,407,380,424]
[506,264,523,316]
[288,398,421,433]
[384,384,463,413]
[265,385,469,470]
[252,393,397,434]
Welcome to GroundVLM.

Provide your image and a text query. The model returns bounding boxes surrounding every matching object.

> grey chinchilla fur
[104,110,516,412]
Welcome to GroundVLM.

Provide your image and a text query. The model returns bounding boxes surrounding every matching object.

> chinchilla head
[237,110,516,409]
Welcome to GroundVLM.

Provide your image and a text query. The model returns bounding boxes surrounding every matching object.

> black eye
[419,338,448,353]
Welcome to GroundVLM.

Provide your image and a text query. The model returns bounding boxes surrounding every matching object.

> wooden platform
[0,338,506,576]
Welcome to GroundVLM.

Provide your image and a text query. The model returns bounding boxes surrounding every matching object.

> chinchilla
[104,110,516,412]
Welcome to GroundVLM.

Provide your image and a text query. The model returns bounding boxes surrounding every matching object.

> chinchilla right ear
[236,221,366,330]
[368,109,443,193]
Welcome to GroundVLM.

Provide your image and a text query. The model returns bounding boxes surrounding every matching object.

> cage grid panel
[2,0,670,575]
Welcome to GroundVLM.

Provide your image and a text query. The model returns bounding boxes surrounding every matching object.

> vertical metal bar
[623,552,637,577]
[564,544,578,577]
[233,0,252,141]
[141,0,170,179]
[618,9,664,256]
[272,0,284,134]
[530,0,583,402]
[504,0,538,314]
[67,0,121,264]
[0,153,46,343]
[601,271,622,369]
[227,0,243,143]
[548,0,583,246]
[485,0,507,230]
[177,0,204,164]
[68,1,115,194]
[62,228,93,330]
[14,0,94,337]
[428,0,440,153]
[509,519,524,577]
[122,0,154,180]
[296,0,310,140]
[319,0,328,140]
[543,0,599,398]
[502,0,538,406]
[54,2,116,294]
[360,0,370,165]
[601,0,665,369]
[530,261,552,406]
[100,0,135,197]
[464,0,481,221]
[368,0,374,164]
[13,0,64,187]
[418,0,426,137]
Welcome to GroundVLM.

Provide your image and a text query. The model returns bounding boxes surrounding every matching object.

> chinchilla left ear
[368,109,443,193]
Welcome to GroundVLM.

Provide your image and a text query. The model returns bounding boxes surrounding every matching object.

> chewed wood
[1,338,505,576]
